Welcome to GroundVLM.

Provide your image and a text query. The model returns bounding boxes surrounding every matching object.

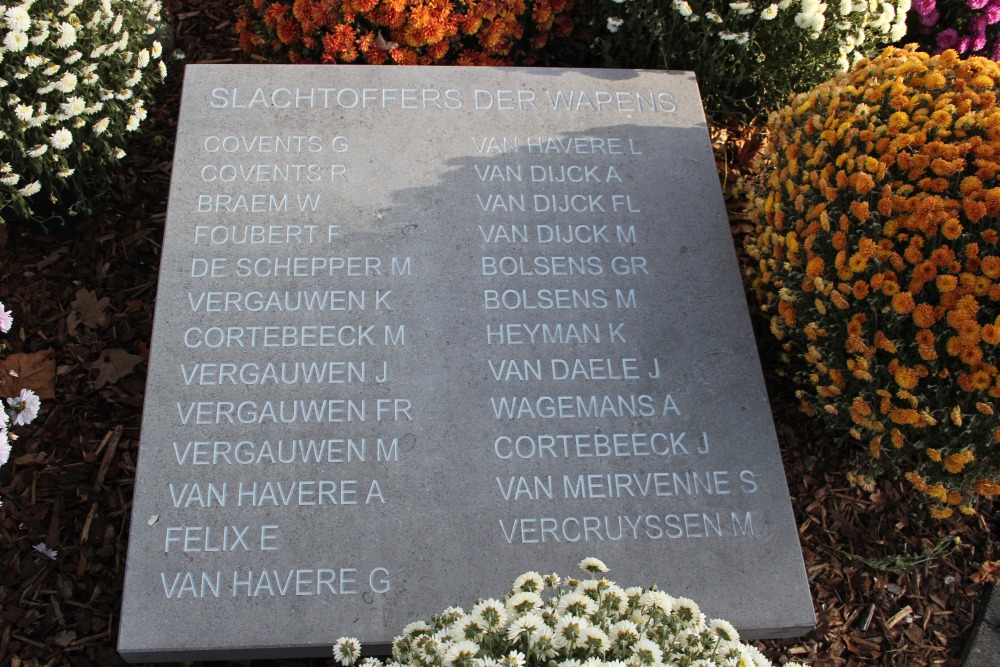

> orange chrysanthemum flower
[891,291,915,314]
[944,450,975,473]
[913,303,937,327]
[746,46,1000,516]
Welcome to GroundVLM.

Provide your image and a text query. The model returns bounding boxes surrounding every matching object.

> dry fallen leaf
[91,348,144,388]
[71,288,110,328]
[970,560,1000,584]
[13,451,47,465]
[0,350,56,399]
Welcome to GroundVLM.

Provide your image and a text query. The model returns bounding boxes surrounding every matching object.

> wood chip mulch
[0,3,995,666]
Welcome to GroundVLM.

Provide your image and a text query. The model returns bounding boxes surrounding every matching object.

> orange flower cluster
[237,0,574,66]
[746,46,1000,518]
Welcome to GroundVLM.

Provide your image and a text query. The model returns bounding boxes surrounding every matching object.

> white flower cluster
[0,0,167,218]
[0,300,40,484]
[332,559,805,667]
[665,0,908,65]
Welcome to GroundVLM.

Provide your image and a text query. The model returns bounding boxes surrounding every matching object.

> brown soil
[0,2,995,666]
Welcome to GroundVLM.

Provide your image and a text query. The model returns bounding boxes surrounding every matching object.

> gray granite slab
[963,585,1000,667]
[118,65,815,662]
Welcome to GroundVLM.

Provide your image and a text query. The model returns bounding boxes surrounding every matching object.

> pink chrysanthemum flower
[7,388,40,426]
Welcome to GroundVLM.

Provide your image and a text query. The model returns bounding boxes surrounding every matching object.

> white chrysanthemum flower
[624,586,644,600]
[5,6,30,32]
[17,180,41,197]
[506,612,545,642]
[761,3,779,18]
[28,111,49,127]
[581,625,610,653]
[92,118,110,135]
[4,31,29,52]
[29,29,48,46]
[158,60,167,78]
[57,168,75,178]
[27,144,47,158]
[736,32,750,44]
[506,591,543,616]
[738,644,773,666]
[417,634,444,659]
[126,115,140,131]
[557,592,598,617]
[708,618,740,642]
[608,620,640,647]
[443,640,480,667]
[333,637,362,665]
[730,1,755,14]
[23,55,42,68]
[0,174,19,186]
[672,597,703,626]
[115,148,126,159]
[452,616,486,642]
[8,389,39,426]
[55,72,77,92]
[499,651,525,667]
[64,51,83,65]
[579,557,609,574]
[55,22,77,47]
[599,584,629,616]
[136,48,150,68]
[889,20,906,41]
[672,0,694,16]
[151,40,162,58]
[606,17,624,32]
[512,571,545,593]
[631,637,663,666]
[441,606,466,624]
[111,13,123,33]
[14,104,33,121]
[527,625,558,658]
[639,591,674,614]
[402,620,431,637]
[472,599,507,629]
[0,431,9,466]
[42,63,60,76]
[50,128,73,150]
[61,97,86,116]
[552,614,589,650]
[720,31,739,40]
[705,9,723,21]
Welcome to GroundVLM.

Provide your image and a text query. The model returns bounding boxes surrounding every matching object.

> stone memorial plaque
[119,64,814,662]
